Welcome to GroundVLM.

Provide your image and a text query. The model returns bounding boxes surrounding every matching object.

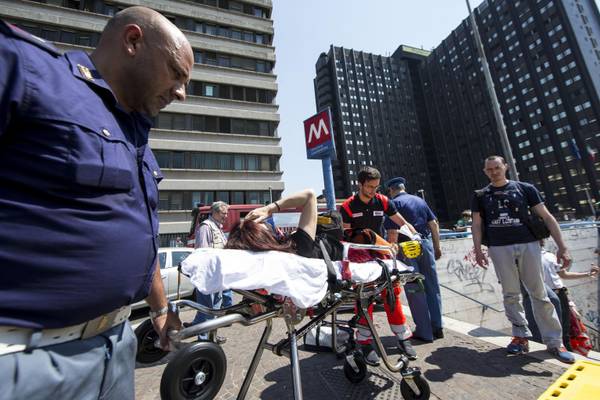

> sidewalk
[134,308,575,400]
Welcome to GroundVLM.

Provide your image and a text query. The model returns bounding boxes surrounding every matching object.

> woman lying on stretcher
[225,189,321,258]
[226,189,407,260]
[225,189,420,363]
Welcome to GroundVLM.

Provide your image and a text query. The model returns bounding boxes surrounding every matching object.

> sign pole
[322,157,336,211]
[303,108,337,211]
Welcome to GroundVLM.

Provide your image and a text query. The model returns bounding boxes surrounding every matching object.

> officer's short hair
[211,201,229,214]
[357,166,381,183]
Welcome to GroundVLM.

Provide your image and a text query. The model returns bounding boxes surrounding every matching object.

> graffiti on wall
[446,248,495,292]
[585,310,600,330]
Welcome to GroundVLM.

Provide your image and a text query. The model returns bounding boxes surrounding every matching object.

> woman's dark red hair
[225,219,295,253]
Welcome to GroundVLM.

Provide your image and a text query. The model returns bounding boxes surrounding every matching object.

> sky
[272,0,600,196]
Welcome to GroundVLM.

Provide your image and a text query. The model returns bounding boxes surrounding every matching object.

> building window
[203,84,216,97]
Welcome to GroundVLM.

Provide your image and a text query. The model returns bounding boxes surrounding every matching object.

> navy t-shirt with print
[340,193,397,236]
[471,180,543,246]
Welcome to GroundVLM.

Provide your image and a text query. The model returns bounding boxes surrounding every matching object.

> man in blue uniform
[0,6,193,399]
[472,155,574,363]
[384,177,443,342]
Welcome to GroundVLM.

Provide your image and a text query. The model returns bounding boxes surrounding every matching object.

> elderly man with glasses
[190,201,231,342]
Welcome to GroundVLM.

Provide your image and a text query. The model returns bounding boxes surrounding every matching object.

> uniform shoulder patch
[0,20,61,57]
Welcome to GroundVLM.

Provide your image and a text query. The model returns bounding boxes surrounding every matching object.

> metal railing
[439,283,504,313]
[440,220,599,240]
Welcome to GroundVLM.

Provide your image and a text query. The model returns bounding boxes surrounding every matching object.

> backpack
[316,210,344,240]
[314,210,344,261]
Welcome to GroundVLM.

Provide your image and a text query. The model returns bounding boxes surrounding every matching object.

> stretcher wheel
[343,357,367,383]
[134,319,168,364]
[160,341,227,400]
[400,375,430,400]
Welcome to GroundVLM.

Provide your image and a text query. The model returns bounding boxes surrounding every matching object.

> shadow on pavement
[423,346,554,382]
[259,351,397,400]
[467,326,507,338]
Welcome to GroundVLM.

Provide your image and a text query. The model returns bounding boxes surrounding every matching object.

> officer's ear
[123,24,143,56]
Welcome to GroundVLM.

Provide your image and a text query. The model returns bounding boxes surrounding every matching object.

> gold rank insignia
[77,64,94,81]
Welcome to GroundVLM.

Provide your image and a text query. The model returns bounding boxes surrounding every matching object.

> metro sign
[303,108,336,160]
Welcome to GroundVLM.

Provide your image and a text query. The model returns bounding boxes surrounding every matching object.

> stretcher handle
[318,239,341,290]
[375,258,396,311]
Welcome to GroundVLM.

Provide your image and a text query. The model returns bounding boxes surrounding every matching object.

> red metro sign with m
[303,109,336,160]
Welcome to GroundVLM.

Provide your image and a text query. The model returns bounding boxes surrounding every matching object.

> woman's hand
[245,205,273,223]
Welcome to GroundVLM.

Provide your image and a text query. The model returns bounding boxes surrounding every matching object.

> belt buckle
[81,310,117,339]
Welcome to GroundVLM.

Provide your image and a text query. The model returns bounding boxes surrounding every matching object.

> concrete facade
[0,0,283,245]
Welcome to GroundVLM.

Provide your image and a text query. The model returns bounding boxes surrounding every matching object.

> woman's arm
[245,189,318,239]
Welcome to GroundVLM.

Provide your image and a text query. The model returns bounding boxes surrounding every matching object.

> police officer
[0,7,193,399]
[384,177,443,342]
[340,166,418,362]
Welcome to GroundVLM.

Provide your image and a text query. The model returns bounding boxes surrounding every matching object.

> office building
[1,0,283,244]
[418,0,600,220]
[314,0,600,221]
[314,45,432,200]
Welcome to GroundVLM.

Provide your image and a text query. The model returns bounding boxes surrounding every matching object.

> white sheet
[181,248,411,308]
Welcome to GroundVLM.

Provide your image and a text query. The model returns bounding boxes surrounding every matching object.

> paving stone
[134,308,567,399]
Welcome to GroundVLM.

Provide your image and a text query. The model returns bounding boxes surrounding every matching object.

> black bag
[316,210,344,240]
[523,216,550,240]
[313,210,345,261]
[315,233,344,261]
[514,182,550,240]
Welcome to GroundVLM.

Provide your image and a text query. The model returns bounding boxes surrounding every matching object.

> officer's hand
[152,310,182,351]
[475,248,488,269]
[434,247,442,260]
[557,247,571,270]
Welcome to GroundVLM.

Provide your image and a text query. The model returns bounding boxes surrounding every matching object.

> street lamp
[465,0,519,180]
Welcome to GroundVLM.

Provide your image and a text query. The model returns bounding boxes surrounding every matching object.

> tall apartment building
[314,0,600,222]
[419,0,600,221]
[1,0,283,244]
[313,46,432,201]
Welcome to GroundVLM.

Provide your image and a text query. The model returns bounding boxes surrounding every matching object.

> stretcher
[135,243,431,400]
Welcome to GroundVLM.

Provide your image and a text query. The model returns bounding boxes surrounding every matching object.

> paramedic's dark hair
[225,219,295,254]
[357,166,381,184]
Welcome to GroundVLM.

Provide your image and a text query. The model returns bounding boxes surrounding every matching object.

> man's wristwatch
[149,302,174,320]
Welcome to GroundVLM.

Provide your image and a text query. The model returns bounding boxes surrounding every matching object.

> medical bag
[303,323,352,352]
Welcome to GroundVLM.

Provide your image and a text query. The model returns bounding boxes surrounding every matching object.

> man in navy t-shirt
[471,155,574,363]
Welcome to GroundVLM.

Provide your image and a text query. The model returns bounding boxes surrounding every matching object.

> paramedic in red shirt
[340,166,418,362]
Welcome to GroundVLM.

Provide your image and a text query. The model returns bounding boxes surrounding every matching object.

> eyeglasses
[361,183,380,191]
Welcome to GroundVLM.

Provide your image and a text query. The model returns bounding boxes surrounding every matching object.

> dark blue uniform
[384,191,442,337]
[0,22,163,329]
[383,192,436,238]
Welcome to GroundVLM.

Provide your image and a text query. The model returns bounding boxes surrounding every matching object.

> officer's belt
[0,305,131,356]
